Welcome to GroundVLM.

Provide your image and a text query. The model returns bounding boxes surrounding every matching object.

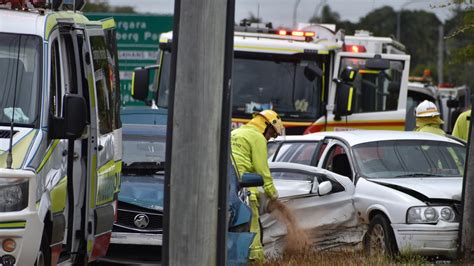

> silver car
[262,130,465,258]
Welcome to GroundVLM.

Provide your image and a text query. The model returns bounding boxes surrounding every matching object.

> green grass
[251,250,430,266]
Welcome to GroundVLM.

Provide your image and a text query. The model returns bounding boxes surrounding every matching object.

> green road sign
[86,13,173,106]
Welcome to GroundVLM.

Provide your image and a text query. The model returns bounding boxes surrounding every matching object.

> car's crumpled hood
[119,174,164,211]
[369,177,462,201]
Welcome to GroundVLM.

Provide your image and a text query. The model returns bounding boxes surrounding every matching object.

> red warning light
[344,44,367,53]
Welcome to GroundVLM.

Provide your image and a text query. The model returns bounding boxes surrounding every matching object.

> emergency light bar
[235,22,316,42]
[343,44,367,53]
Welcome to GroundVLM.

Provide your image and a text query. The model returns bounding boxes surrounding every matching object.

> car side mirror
[317,181,332,196]
[365,55,390,70]
[240,173,264,188]
[49,94,87,140]
[132,65,159,102]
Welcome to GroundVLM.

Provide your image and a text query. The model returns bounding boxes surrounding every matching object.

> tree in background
[244,12,262,23]
[443,2,474,90]
[82,0,135,13]
[309,5,340,24]
[308,5,451,85]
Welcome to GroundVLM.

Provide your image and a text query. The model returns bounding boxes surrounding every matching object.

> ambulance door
[84,26,118,261]
[56,21,89,261]
[328,52,410,131]
[101,18,122,204]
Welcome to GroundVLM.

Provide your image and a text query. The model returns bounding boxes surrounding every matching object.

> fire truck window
[340,58,404,113]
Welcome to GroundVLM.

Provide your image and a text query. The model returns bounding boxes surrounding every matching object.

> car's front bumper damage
[392,222,459,257]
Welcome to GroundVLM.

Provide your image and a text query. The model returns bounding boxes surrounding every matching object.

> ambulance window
[50,40,62,117]
[63,35,78,94]
[103,28,121,129]
[90,36,113,134]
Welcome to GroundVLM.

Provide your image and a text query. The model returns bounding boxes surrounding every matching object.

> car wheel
[364,214,398,257]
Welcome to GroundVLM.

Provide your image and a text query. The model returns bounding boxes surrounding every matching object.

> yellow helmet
[255,110,284,136]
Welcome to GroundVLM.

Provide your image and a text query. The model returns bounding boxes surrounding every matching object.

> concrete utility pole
[163,0,234,265]
[461,99,474,262]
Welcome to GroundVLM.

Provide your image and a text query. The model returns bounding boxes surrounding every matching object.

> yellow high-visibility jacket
[230,124,279,201]
[452,110,471,141]
[415,124,445,135]
[415,116,445,136]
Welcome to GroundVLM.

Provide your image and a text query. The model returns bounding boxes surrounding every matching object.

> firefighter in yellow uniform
[231,110,284,262]
[452,109,471,141]
[414,100,445,136]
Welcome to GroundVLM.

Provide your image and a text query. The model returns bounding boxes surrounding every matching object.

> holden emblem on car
[133,214,150,229]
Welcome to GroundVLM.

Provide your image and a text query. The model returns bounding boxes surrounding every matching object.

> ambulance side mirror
[49,95,87,140]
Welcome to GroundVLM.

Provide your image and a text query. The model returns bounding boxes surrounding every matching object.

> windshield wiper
[394,173,444,178]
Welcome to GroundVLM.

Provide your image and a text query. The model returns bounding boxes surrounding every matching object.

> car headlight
[0,178,28,212]
[407,206,457,224]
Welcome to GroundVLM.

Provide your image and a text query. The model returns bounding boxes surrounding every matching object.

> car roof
[274,130,463,147]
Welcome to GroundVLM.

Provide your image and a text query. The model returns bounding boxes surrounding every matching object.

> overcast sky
[108,0,457,27]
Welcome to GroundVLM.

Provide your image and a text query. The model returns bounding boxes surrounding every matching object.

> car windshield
[122,125,166,172]
[232,53,323,121]
[0,33,41,126]
[353,140,465,178]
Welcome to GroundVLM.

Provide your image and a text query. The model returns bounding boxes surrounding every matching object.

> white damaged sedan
[262,130,465,257]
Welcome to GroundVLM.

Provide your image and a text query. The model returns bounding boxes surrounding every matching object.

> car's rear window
[271,141,319,166]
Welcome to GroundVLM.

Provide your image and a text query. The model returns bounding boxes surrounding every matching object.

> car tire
[364,214,398,257]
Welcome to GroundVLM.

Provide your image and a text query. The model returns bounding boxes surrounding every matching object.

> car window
[272,170,345,194]
[353,140,466,178]
[323,144,353,179]
[273,142,319,165]
[271,171,314,181]
[267,142,280,160]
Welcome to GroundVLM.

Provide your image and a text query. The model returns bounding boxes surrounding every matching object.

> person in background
[230,109,284,262]
[414,100,445,136]
[452,109,471,141]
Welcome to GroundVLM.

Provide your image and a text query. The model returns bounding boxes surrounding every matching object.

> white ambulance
[0,1,122,265]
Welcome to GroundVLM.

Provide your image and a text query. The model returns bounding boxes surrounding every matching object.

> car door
[261,162,360,253]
